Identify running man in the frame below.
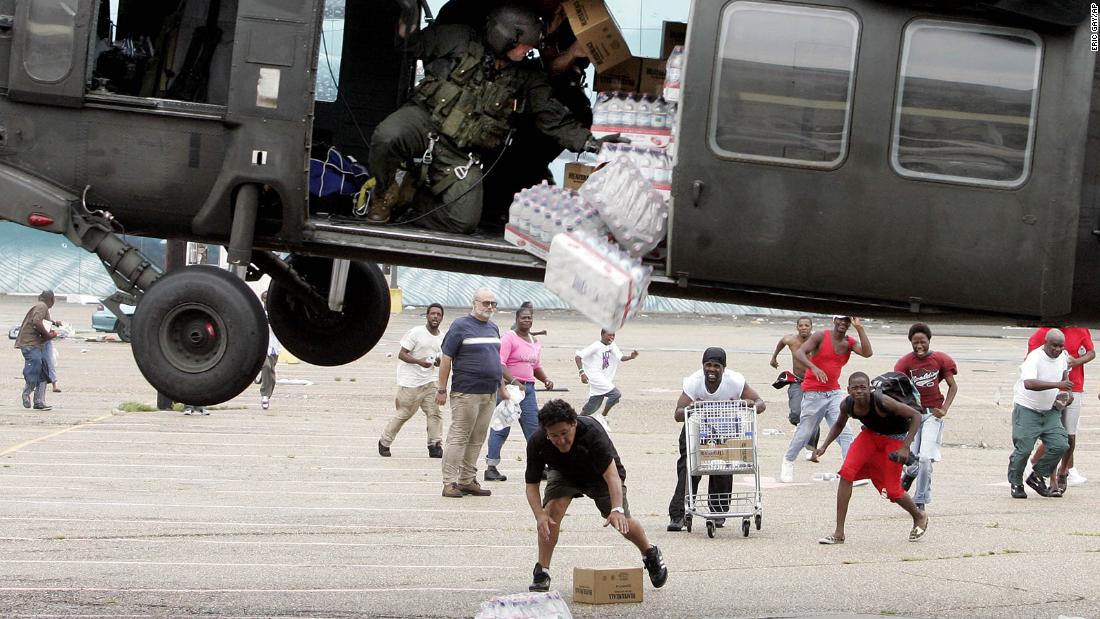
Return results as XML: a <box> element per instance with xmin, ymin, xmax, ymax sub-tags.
<box><xmin>1026</xmin><ymin>326</ymin><xmax>1093</xmax><ymax>492</ymax></box>
<box><xmin>770</xmin><ymin>316</ymin><xmax>819</xmax><ymax>458</ymax></box>
<box><xmin>816</xmin><ymin>372</ymin><xmax>928</xmax><ymax>544</ymax></box>
<box><xmin>781</xmin><ymin>316</ymin><xmax>873</xmax><ymax>482</ymax></box>
<box><xmin>894</xmin><ymin>323</ymin><xmax>958</xmax><ymax>510</ymax></box>
<box><xmin>575</xmin><ymin>330</ymin><xmax>639</xmax><ymax>418</ymax></box>
<box><xmin>525</xmin><ymin>399</ymin><xmax>667</xmax><ymax>592</ymax></box>
<box><xmin>1008</xmin><ymin>329</ymin><xmax>1071</xmax><ymax>499</ymax></box>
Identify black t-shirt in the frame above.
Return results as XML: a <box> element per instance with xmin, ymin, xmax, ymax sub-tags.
<box><xmin>525</xmin><ymin>416</ymin><xmax>626</xmax><ymax>485</ymax></box>
<box><xmin>840</xmin><ymin>394</ymin><xmax>910</xmax><ymax>436</ymax></box>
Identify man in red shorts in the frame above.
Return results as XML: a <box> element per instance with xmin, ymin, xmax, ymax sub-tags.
<box><xmin>814</xmin><ymin>372</ymin><xmax>928</xmax><ymax>544</ymax></box>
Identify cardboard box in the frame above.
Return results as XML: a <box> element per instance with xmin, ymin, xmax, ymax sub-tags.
<box><xmin>698</xmin><ymin>438</ymin><xmax>754</xmax><ymax>468</ymax></box>
<box><xmin>594</xmin><ymin>57</ymin><xmax>642</xmax><ymax>93</ymax></box>
<box><xmin>638</xmin><ymin>58</ymin><xmax>667</xmax><ymax>97</ymax></box>
<box><xmin>573</xmin><ymin>567</ymin><xmax>643</xmax><ymax>604</ymax></box>
<box><xmin>661</xmin><ymin>21</ymin><xmax>687</xmax><ymax>59</ymax></box>
<box><xmin>564</xmin><ymin>163</ymin><xmax>595</xmax><ymax>190</ymax></box>
<box><xmin>563</xmin><ymin>0</ymin><xmax>632</xmax><ymax>71</ymax></box>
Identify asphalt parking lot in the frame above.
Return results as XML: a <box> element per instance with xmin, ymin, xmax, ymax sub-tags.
<box><xmin>1</xmin><ymin>296</ymin><xmax>1097</xmax><ymax>618</ymax></box>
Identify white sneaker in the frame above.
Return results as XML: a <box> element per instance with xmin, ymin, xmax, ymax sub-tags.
<box><xmin>1067</xmin><ymin>468</ymin><xmax>1087</xmax><ymax>485</ymax></box>
<box><xmin>261</xmin><ymin>396</ymin><xmax>270</xmax><ymax>410</ymax></box>
<box><xmin>780</xmin><ymin>459</ymin><xmax>794</xmax><ymax>483</ymax></box>
<box><xmin>804</xmin><ymin>450</ymin><xmax>815</xmax><ymax>461</ymax></box>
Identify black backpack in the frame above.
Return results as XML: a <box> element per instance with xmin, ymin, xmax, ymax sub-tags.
<box><xmin>871</xmin><ymin>371</ymin><xmax>923</xmax><ymax>412</ymax></box>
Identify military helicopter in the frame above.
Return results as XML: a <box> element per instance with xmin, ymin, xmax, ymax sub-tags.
<box><xmin>0</xmin><ymin>0</ymin><xmax>1097</xmax><ymax>405</ymax></box>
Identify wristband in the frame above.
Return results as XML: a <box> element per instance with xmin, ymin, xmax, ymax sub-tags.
<box><xmin>437</xmin><ymin>388</ymin><xmax>446</xmax><ymax>394</ymax></box>
<box><xmin>578</xmin><ymin>369</ymin><xmax>585</xmax><ymax>374</ymax></box>
<box><xmin>609</xmin><ymin>506</ymin><xmax>625</xmax><ymax>515</ymax></box>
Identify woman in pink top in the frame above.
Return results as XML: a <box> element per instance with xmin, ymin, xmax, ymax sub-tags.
<box><xmin>485</xmin><ymin>305</ymin><xmax>554</xmax><ymax>482</ymax></box>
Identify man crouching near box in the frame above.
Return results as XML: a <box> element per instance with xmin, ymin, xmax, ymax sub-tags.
<box><xmin>525</xmin><ymin>399</ymin><xmax>668</xmax><ymax>592</ymax></box>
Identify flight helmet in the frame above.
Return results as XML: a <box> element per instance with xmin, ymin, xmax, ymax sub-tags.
<box><xmin>485</xmin><ymin>4</ymin><xmax>544</xmax><ymax>56</ymax></box>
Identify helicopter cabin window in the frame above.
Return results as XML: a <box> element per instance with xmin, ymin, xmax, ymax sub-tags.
<box><xmin>315</xmin><ymin>0</ymin><xmax>345</xmax><ymax>102</ymax></box>
<box><xmin>709</xmin><ymin>2</ymin><xmax>858</xmax><ymax>168</ymax></box>
<box><xmin>25</xmin><ymin>0</ymin><xmax>78</xmax><ymax>83</ymax></box>
<box><xmin>891</xmin><ymin>22</ymin><xmax>1041</xmax><ymax>188</ymax></box>
<box><xmin>89</xmin><ymin>0</ymin><xmax>237</xmax><ymax>105</ymax></box>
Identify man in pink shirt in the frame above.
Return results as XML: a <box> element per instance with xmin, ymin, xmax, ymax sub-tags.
<box><xmin>485</xmin><ymin>305</ymin><xmax>554</xmax><ymax>482</ymax></box>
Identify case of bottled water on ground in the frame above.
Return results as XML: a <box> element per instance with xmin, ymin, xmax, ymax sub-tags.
<box><xmin>474</xmin><ymin>590</ymin><xmax>573</xmax><ymax>619</ymax></box>
<box><xmin>544</xmin><ymin>231</ymin><xmax>652</xmax><ymax>332</ymax></box>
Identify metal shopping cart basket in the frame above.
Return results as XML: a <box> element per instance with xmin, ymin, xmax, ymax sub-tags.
<box><xmin>683</xmin><ymin>400</ymin><xmax>762</xmax><ymax>538</ymax></box>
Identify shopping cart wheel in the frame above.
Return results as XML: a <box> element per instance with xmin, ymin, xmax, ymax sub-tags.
<box><xmin>685</xmin><ymin>515</ymin><xmax>692</xmax><ymax>533</ymax></box>
<box><xmin>755</xmin><ymin>514</ymin><xmax>762</xmax><ymax>530</ymax></box>
<box><xmin>706</xmin><ymin>520</ymin><xmax>716</xmax><ymax>538</ymax></box>
<box><xmin>742</xmin><ymin>519</ymin><xmax>751</xmax><ymax>537</ymax></box>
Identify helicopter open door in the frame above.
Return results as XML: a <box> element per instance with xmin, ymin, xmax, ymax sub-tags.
<box><xmin>6</xmin><ymin>0</ymin><xmax>94</xmax><ymax>107</ymax></box>
<box><xmin>670</xmin><ymin>1</ymin><xmax>1095</xmax><ymax>319</ymax></box>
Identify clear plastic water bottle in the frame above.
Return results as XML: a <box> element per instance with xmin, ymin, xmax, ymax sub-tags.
<box><xmin>593</xmin><ymin>92</ymin><xmax>610</xmax><ymax>126</ymax></box>
<box><xmin>620</xmin><ymin>95</ymin><xmax>636</xmax><ymax>129</ymax></box>
<box><xmin>652</xmin><ymin>98</ymin><xmax>668</xmax><ymax>129</ymax></box>
<box><xmin>636</xmin><ymin>95</ymin><xmax>652</xmax><ymax>129</ymax></box>
<box><xmin>607</xmin><ymin>92</ymin><xmax>624</xmax><ymax>127</ymax></box>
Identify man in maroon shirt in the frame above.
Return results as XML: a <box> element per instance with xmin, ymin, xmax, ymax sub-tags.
<box><xmin>894</xmin><ymin>323</ymin><xmax>958</xmax><ymax>511</ymax></box>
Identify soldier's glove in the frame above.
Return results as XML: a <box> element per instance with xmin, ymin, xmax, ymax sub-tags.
<box><xmin>584</xmin><ymin>133</ymin><xmax>632</xmax><ymax>153</ymax></box>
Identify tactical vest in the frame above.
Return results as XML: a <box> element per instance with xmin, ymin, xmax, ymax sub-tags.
<box><xmin>413</xmin><ymin>41</ymin><xmax>524</xmax><ymax>152</ymax></box>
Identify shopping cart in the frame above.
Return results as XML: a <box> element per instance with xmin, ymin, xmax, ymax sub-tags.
<box><xmin>683</xmin><ymin>400</ymin><xmax>762</xmax><ymax>538</ymax></box>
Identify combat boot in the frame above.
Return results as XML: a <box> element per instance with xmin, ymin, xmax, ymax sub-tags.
<box><xmin>361</xmin><ymin>181</ymin><xmax>401</xmax><ymax>224</ymax></box>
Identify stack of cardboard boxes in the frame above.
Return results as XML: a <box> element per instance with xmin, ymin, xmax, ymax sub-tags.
<box><xmin>561</xmin><ymin>1</ymin><xmax>686</xmax><ymax>200</ymax></box>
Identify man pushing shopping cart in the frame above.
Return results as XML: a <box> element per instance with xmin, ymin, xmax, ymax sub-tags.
<box><xmin>667</xmin><ymin>347</ymin><xmax>766</xmax><ymax>537</ymax></box>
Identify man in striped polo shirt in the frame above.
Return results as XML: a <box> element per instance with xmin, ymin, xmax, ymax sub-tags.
<box><xmin>437</xmin><ymin>287</ymin><xmax>510</xmax><ymax>498</ymax></box>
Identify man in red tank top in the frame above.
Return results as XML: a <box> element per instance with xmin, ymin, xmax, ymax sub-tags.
<box><xmin>780</xmin><ymin>316</ymin><xmax>873</xmax><ymax>483</ymax></box>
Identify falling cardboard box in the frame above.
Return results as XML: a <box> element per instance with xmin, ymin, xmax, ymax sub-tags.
<box><xmin>573</xmin><ymin>567</ymin><xmax>643</xmax><ymax>604</ymax></box>
<box><xmin>564</xmin><ymin>163</ymin><xmax>595</xmax><ymax>190</ymax></box>
<box><xmin>562</xmin><ymin>0</ymin><xmax>632</xmax><ymax>71</ymax></box>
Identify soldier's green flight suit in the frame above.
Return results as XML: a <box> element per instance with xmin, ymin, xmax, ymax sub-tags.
<box><xmin>368</xmin><ymin>24</ymin><xmax>591</xmax><ymax>234</ymax></box>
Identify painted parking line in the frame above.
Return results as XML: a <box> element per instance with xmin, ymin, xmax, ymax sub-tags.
<box><xmin>0</xmin><ymin>414</ymin><xmax>114</xmax><ymax>456</ymax></box>
<box><xmin>2</xmin><ymin>462</ymin><xmax>456</xmax><ymax>472</ymax></box>
<box><xmin>0</xmin><ymin>559</ymin><xmax>522</xmax><ymax>569</ymax></box>
<box><xmin>16</xmin><ymin>450</ymin><xmax>527</xmax><ymax>461</ymax></box>
<box><xmin>0</xmin><ymin>499</ymin><xmax>515</xmax><ymax>514</ymax></box>
<box><xmin>0</xmin><ymin>486</ymin><xmax>522</xmax><ymax>498</ymax></box>
<box><xmin>0</xmin><ymin>586</ymin><xmax>499</xmax><ymax>594</ymax></box>
<box><xmin>0</xmin><ymin>537</ymin><xmax>609</xmax><ymax>550</ymax></box>
<box><xmin>0</xmin><ymin>516</ymin><xmax>500</xmax><ymax>532</ymax></box>
<box><xmin>0</xmin><ymin>474</ymin><xmax>470</xmax><ymax>485</ymax></box>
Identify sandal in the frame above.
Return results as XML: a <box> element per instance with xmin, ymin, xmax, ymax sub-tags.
<box><xmin>818</xmin><ymin>534</ymin><xmax>845</xmax><ymax>545</ymax></box>
<box><xmin>1050</xmin><ymin>484</ymin><xmax>1064</xmax><ymax>498</ymax></box>
<box><xmin>908</xmin><ymin>518</ymin><xmax>929</xmax><ymax>542</ymax></box>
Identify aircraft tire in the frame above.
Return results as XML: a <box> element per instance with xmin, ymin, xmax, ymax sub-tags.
<box><xmin>266</xmin><ymin>256</ymin><xmax>390</xmax><ymax>366</ymax></box>
<box><xmin>131</xmin><ymin>266</ymin><xmax>268</xmax><ymax>406</ymax></box>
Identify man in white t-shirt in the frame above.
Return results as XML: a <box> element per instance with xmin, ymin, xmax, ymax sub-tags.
<box><xmin>1008</xmin><ymin>329</ymin><xmax>1072</xmax><ymax>499</ymax></box>
<box><xmin>667</xmin><ymin>347</ymin><xmax>765</xmax><ymax>531</ymax></box>
<box><xmin>379</xmin><ymin>304</ymin><xmax>446</xmax><ymax>458</ymax></box>
<box><xmin>575</xmin><ymin>330</ymin><xmax>639</xmax><ymax>417</ymax></box>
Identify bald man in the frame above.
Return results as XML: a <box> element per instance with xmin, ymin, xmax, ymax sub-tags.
<box><xmin>437</xmin><ymin>287</ymin><xmax>509</xmax><ymax>498</ymax></box>
<box><xmin>1008</xmin><ymin>329</ymin><xmax>1072</xmax><ymax>499</ymax></box>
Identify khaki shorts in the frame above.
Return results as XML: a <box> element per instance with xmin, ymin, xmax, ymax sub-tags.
<box><xmin>542</xmin><ymin>469</ymin><xmax>630</xmax><ymax>519</ymax></box>
<box><xmin>1063</xmin><ymin>395</ymin><xmax>1082</xmax><ymax>434</ymax></box>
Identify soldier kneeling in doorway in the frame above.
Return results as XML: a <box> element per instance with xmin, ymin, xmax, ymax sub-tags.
<box><xmin>362</xmin><ymin>3</ymin><xmax>620</xmax><ymax>234</ymax></box>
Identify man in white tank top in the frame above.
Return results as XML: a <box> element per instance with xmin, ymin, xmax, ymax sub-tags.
<box><xmin>667</xmin><ymin>347</ymin><xmax>766</xmax><ymax>531</ymax></box>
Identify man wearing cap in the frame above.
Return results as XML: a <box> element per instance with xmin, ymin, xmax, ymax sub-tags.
<box><xmin>770</xmin><ymin>316</ymin><xmax>821</xmax><ymax>458</ymax></box>
<box><xmin>780</xmin><ymin>316</ymin><xmax>873</xmax><ymax>483</ymax></box>
<box><xmin>667</xmin><ymin>347</ymin><xmax>765</xmax><ymax>531</ymax></box>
